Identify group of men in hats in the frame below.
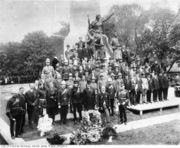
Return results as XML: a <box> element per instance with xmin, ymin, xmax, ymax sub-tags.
<box><xmin>6</xmin><ymin>34</ymin><xmax>170</xmax><ymax>138</ymax></box>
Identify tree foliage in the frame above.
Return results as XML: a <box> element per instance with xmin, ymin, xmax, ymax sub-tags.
<box><xmin>104</xmin><ymin>4</ymin><xmax>143</xmax><ymax>47</ymax></box>
<box><xmin>104</xmin><ymin>4</ymin><xmax>180</xmax><ymax>71</ymax></box>
<box><xmin>0</xmin><ymin>22</ymin><xmax>69</xmax><ymax>77</ymax></box>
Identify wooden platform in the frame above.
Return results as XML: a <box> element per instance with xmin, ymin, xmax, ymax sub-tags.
<box><xmin>127</xmin><ymin>99</ymin><xmax>180</xmax><ymax>117</ymax></box>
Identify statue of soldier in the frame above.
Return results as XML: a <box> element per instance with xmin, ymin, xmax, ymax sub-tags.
<box><xmin>88</xmin><ymin>13</ymin><xmax>114</xmax><ymax>60</ymax></box>
<box><xmin>90</xmin><ymin>13</ymin><xmax>114</xmax><ymax>34</ymax></box>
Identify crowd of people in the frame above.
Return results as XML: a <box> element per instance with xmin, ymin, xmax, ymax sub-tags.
<box><xmin>0</xmin><ymin>75</ymin><xmax>36</xmax><ymax>85</ymax></box>
<box><xmin>6</xmin><ymin>47</ymin><xmax>170</xmax><ymax>138</ymax></box>
<box><xmin>5</xmin><ymin>14</ymin><xmax>171</xmax><ymax>139</ymax></box>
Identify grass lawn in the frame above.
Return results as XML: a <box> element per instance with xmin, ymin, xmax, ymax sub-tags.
<box><xmin>22</xmin><ymin>118</ymin><xmax>180</xmax><ymax>144</ymax></box>
<box><xmin>98</xmin><ymin>119</ymin><xmax>180</xmax><ymax>145</ymax></box>
<box><xmin>1</xmin><ymin>84</ymin><xmax>180</xmax><ymax>144</ymax></box>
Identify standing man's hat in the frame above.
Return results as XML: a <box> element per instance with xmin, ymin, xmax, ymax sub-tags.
<box><xmin>64</xmin><ymin>62</ymin><xmax>68</xmax><ymax>66</ymax></box>
<box><xmin>61</xmin><ymin>81</ymin><xmax>66</xmax><ymax>85</ymax></box>
<box><xmin>118</xmin><ymin>72</ymin><xmax>122</xmax><ymax>76</ymax></box>
<box><xmin>92</xmin><ymin>76</ymin><xmax>96</xmax><ymax>80</ymax></box>
<box><xmin>111</xmin><ymin>73</ymin><xmax>115</xmax><ymax>77</ymax></box>
<box><xmin>100</xmin><ymin>73</ymin><xmax>104</xmax><ymax>77</ymax></box>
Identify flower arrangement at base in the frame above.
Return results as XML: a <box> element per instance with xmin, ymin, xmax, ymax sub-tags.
<box><xmin>46</xmin><ymin>132</ymin><xmax>66</xmax><ymax>145</ymax></box>
<box><xmin>101</xmin><ymin>126</ymin><xmax>117</xmax><ymax>139</ymax></box>
<box><xmin>70</xmin><ymin>110</ymin><xmax>102</xmax><ymax>145</ymax></box>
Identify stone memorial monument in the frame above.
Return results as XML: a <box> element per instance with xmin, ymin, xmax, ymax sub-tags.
<box><xmin>64</xmin><ymin>0</ymin><xmax>100</xmax><ymax>60</ymax></box>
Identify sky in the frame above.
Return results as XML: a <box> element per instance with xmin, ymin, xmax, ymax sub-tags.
<box><xmin>0</xmin><ymin>0</ymin><xmax>180</xmax><ymax>43</ymax></box>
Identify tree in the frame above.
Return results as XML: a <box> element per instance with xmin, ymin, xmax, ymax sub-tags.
<box><xmin>0</xmin><ymin>21</ymin><xmax>69</xmax><ymax>79</ymax></box>
<box><xmin>21</xmin><ymin>31</ymin><xmax>56</xmax><ymax>77</ymax></box>
<box><xmin>104</xmin><ymin>4</ymin><xmax>143</xmax><ymax>48</ymax></box>
<box><xmin>104</xmin><ymin>4</ymin><xmax>179</xmax><ymax>71</ymax></box>
<box><xmin>134</xmin><ymin>8</ymin><xmax>177</xmax><ymax>70</ymax></box>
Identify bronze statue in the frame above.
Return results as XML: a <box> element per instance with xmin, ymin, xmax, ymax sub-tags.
<box><xmin>89</xmin><ymin>13</ymin><xmax>114</xmax><ymax>33</ymax></box>
<box><xmin>87</xmin><ymin>13</ymin><xmax>114</xmax><ymax>60</ymax></box>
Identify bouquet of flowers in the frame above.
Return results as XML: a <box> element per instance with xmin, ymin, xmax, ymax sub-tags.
<box><xmin>70</xmin><ymin>110</ymin><xmax>102</xmax><ymax>145</ymax></box>
<box><xmin>37</xmin><ymin>113</ymin><xmax>53</xmax><ymax>137</ymax></box>
<box><xmin>47</xmin><ymin>133</ymin><xmax>66</xmax><ymax>145</ymax></box>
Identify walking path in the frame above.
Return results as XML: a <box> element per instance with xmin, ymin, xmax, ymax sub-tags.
<box><xmin>113</xmin><ymin>112</ymin><xmax>180</xmax><ymax>133</ymax></box>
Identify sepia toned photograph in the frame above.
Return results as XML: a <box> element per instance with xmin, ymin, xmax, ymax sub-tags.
<box><xmin>0</xmin><ymin>0</ymin><xmax>180</xmax><ymax>146</ymax></box>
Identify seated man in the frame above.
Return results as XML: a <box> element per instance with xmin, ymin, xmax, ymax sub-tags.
<box><xmin>41</xmin><ymin>58</ymin><xmax>55</xmax><ymax>82</ymax></box>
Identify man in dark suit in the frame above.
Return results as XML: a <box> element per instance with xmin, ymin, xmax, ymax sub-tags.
<box><xmin>14</xmin><ymin>87</ymin><xmax>26</xmax><ymax>133</ymax></box>
<box><xmin>152</xmin><ymin>73</ymin><xmax>160</xmax><ymax>102</ymax></box>
<box><xmin>162</xmin><ymin>73</ymin><xmax>169</xmax><ymax>101</ymax></box>
<box><xmin>106</xmin><ymin>79</ymin><xmax>116</xmax><ymax>116</ymax></box>
<box><xmin>77</xmin><ymin>37</ymin><xmax>85</xmax><ymax>49</ymax></box>
<box><xmin>83</xmin><ymin>83</ymin><xmax>96</xmax><ymax>110</ymax></box>
<box><xmin>117</xmin><ymin>83</ymin><xmax>129</xmax><ymax>125</ymax></box>
<box><xmin>46</xmin><ymin>81</ymin><xmax>58</xmax><ymax>122</ymax></box>
<box><xmin>158</xmin><ymin>73</ymin><xmax>164</xmax><ymax>101</ymax></box>
<box><xmin>6</xmin><ymin>87</ymin><xmax>26</xmax><ymax>138</ymax></box>
<box><xmin>58</xmin><ymin>81</ymin><xmax>70</xmax><ymax>124</ymax></box>
<box><xmin>70</xmin><ymin>81</ymin><xmax>82</xmax><ymax>124</ymax></box>
<box><xmin>25</xmin><ymin>83</ymin><xmax>39</xmax><ymax>128</ymax></box>
<box><xmin>97</xmin><ymin>86</ymin><xmax>110</xmax><ymax>126</ymax></box>
<box><xmin>147</xmin><ymin>74</ymin><xmax>153</xmax><ymax>103</ymax></box>
<box><xmin>52</xmin><ymin>57</ymin><xmax>59</xmax><ymax>70</ymax></box>
<box><xmin>62</xmin><ymin>62</ymin><xmax>70</xmax><ymax>81</ymax></box>
<box><xmin>77</xmin><ymin>46</ymin><xmax>84</xmax><ymax>62</ymax></box>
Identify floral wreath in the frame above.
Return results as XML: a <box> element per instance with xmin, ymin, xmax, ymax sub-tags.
<box><xmin>81</xmin><ymin>110</ymin><xmax>102</xmax><ymax>126</ymax></box>
<box><xmin>70</xmin><ymin>110</ymin><xmax>102</xmax><ymax>144</ymax></box>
